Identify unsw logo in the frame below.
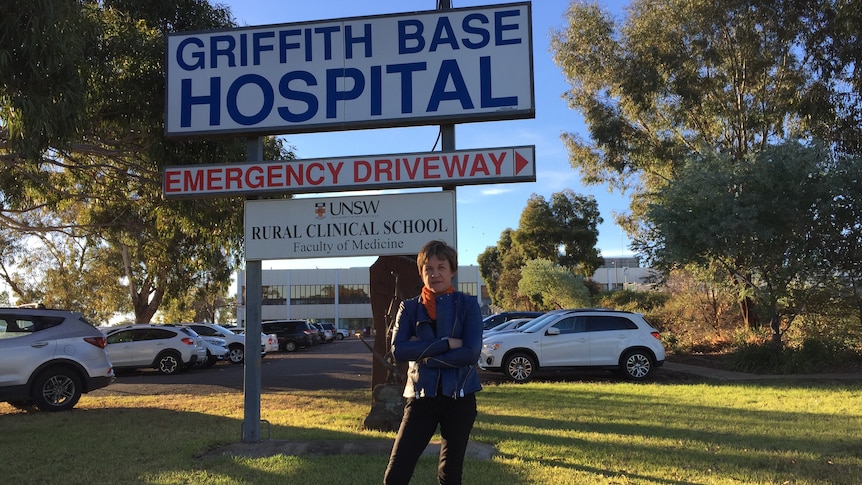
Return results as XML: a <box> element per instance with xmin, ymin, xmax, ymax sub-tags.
<box><xmin>314</xmin><ymin>203</ymin><xmax>326</xmax><ymax>219</ymax></box>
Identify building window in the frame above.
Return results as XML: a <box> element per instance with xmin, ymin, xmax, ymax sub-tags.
<box><xmin>339</xmin><ymin>284</ymin><xmax>371</xmax><ymax>304</ymax></box>
<box><xmin>291</xmin><ymin>284</ymin><xmax>336</xmax><ymax>305</ymax></box>
<box><xmin>458</xmin><ymin>282</ymin><xmax>478</xmax><ymax>297</ymax></box>
<box><xmin>262</xmin><ymin>285</ymin><xmax>287</xmax><ymax>305</ymax></box>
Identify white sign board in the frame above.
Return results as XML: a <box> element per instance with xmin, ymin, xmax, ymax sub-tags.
<box><xmin>165</xmin><ymin>3</ymin><xmax>533</xmax><ymax>137</ymax></box>
<box><xmin>164</xmin><ymin>145</ymin><xmax>534</xmax><ymax>198</ymax></box>
<box><xmin>244</xmin><ymin>191</ymin><xmax>456</xmax><ymax>260</ymax></box>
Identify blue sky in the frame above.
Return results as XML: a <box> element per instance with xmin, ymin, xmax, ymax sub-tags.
<box><xmin>222</xmin><ymin>0</ymin><xmax>632</xmax><ymax>270</ymax></box>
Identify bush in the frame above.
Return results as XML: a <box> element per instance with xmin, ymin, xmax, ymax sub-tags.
<box><xmin>725</xmin><ymin>337</ymin><xmax>862</xmax><ymax>374</ymax></box>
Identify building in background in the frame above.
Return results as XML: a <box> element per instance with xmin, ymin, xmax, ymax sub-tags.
<box><xmin>236</xmin><ymin>266</ymin><xmax>488</xmax><ymax>334</ymax></box>
<box><xmin>235</xmin><ymin>257</ymin><xmax>657</xmax><ymax>332</ymax></box>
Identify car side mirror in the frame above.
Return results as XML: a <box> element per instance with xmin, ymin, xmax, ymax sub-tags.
<box><xmin>546</xmin><ymin>327</ymin><xmax>560</xmax><ymax>336</ymax></box>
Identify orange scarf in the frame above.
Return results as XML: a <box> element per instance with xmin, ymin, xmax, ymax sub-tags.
<box><xmin>421</xmin><ymin>286</ymin><xmax>454</xmax><ymax>320</ymax></box>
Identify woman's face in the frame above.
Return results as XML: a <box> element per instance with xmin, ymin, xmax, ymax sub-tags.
<box><xmin>421</xmin><ymin>254</ymin><xmax>455</xmax><ymax>294</ymax></box>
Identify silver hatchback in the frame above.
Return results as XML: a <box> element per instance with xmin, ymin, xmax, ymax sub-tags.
<box><xmin>0</xmin><ymin>307</ymin><xmax>115</xmax><ymax>411</ymax></box>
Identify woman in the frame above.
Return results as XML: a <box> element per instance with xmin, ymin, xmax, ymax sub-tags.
<box><xmin>384</xmin><ymin>240</ymin><xmax>483</xmax><ymax>485</ymax></box>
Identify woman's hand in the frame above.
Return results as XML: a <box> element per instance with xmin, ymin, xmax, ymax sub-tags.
<box><xmin>447</xmin><ymin>337</ymin><xmax>463</xmax><ymax>349</ymax></box>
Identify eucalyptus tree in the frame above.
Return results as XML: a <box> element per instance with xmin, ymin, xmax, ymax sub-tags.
<box><xmin>1</xmin><ymin>0</ymin><xmax>293</xmax><ymax>322</ymax></box>
<box><xmin>550</xmin><ymin>0</ymin><xmax>859</xmax><ymax>329</ymax></box>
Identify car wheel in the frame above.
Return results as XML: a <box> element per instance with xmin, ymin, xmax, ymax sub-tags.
<box><xmin>336</xmin><ymin>333</ymin><xmax>344</xmax><ymax>340</ymax></box>
<box><xmin>31</xmin><ymin>368</ymin><xmax>82</xmax><ymax>412</ymax></box>
<box><xmin>622</xmin><ymin>349</ymin><xmax>654</xmax><ymax>380</ymax></box>
<box><xmin>284</xmin><ymin>340</ymin><xmax>298</xmax><ymax>352</ymax></box>
<box><xmin>156</xmin><ymin>351</ymin><xmax>182</xmax><ymax>375</ymax></box>
<box><xmin>228</xmin><ymin>344</ymin><xmax>245</xmax><ymax>364</ymax></box>
<box><xmin>504</xmin><ymin>352</ymin><xmax>536</xmax><ymax>383</ymax></box>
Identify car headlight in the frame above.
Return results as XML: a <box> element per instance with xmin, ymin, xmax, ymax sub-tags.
<box><xmin>483</xmin><ymin>342</ymin><xmax>501</xmax><ymax>352</ymax></box>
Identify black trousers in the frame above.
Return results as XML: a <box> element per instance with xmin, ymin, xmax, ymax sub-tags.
<box><xmin>384</xmin><ymin>393</ymin><xmax>478</xmax><ymax>485</ymax></box>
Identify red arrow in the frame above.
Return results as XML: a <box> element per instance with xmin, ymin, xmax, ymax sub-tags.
<box><xmin>515</xmin><ymin>151</ymin><xmax>530</xmax><ymax>175</ymax></box>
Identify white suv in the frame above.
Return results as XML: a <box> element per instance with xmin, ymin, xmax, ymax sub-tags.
<box><xmin>182</xmin><ymin>322</ymin><xmax>263</xmax><ymax>364</ymax></box>
<box><xmin>0</xmin><ymin>307</ymin><xmax>115</xmax><ymax>411</ymax></box>
<box><xmin>104</xmin><ymin>324</ymin><xmax>206</xmax><ymax>375</ymax></box>
<box><xmin>480</xmin><ymin>309</ymin><xmax>666</xmax><ymax>382</ymax></box>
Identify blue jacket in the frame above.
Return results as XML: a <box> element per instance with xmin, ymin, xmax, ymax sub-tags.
<box><xmin>390</xmin><ymin>291</ymin><xmax>483</xmax><ymax>399</ymax></box>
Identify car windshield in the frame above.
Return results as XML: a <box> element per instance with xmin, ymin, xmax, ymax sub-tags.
<box><xmin>518</xmin><ymin>312</ymin><xmax>558</xmax><ymax>333</ymax></box>
<box><xmin>487</xmin><ymin>321</ymin><xmax>511</xmax><ymax>332</ymax></box>
<box><xmin>209</xmin><ymin>323</ymin><xmax>234</xmax><ymax>335</ymax></box>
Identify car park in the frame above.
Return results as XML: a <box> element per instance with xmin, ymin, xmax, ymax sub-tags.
<box><xmin>261</xmin><ymin>320</ymin><xmax>317</xmax><ymax>352</ymax></box>
<box><xmin>483</xmin><ymin>317</ymin><xmax>534</xmax><ymax>336</ymax></box>
<box><xmin>481</xmin><ymin>311</ymin><xmax>544</xmax><ymax>331</ymax></box>
<box><xmin>104</xmin><ymin>324</ymin><xmax>206</xmax><ymax>375</ymax></box>
<box><xmin>480</xmin><ymin>309</ymin><xmax>666</xmax><ymax>382</ymax></box>
<box><xmin>0</xmin><ymin>307</ymin><xmax>115</xmax><ymax>412</ymax></box>
<box><xmin>182</xmin><ymin>322</ymin><xmax>263</xmax><ymax>364</ymax></box>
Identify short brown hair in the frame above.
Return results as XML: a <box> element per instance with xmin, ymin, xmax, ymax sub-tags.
<box><xmin>416</xmin><ymin>240</ymin><xmax>458</xmax><ymax>273</ymax></box>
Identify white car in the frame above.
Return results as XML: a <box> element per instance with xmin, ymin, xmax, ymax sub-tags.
<box><xmin>183</xmin><ymin>322</ymin><xmax>264</xmax><ymax>364</ymax></box>
<box><xmin>192</xmin><ymin>336</ymin><xmax>229</xmax><ymax>368</ymax></box>
<box><xmin>480</xmin><ymin>309</ymin><xmax>666</xmax><ymax>382</ymax></box>
<box><xmin>104</xmin><ymin>324</ymin><xmax>207</xmax><ymax>375</ymax></box>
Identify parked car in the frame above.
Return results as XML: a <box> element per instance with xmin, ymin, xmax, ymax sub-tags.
<box><xmin>317</xmin><ymin>322</ymin><xmax>342</xmax><ymax>340</ymax></box>
<box><xmin>192</xmin><ymin>335</ymin><xmax>229</xmax><ymax>368</ymax></box>
<box><xmin>336</xmin><ymin>328</ymin><xmax>351</xmax><ymax>339</ymax></box>
<box><xmin>311</xmin><ymin>323</ymin><xmax>334</xmax><ymax>343</ymax></box>
<box><xmin>0</xmin><ymin>307</ymin><xmax>115</xmax><ymax>412</ymax></box>
<box><xmin>481</xmin><ymin>311</ymin><xmax>544</xmax><ymax>331</ymax></box>
<box><xmin>479</xmin><ymin>309</ymin><xmax>666</xmax><ymax>382</ymax></box>
<box><xmin>182</xmin><ymin>322</ymin><xmax>263</xmax><ymax>364</ymax></box>
<box><xmin>261</xmin><ymin>320</ymin><xmax>317</xmax><ymax>352</ymax></box>
<box><xmin>263</xmin><ymin>332</ymin><xmax>279</xmax><ymax>353</ymax></box>
<box><xmin>104</xmin><ymin>324</ymin><xmax>207</xmax><ymax>375</ymax></box>
<box><xmin>483</xmin><ymin>317</ymin><xmax>534</xmax><ymax>336</ymax></box>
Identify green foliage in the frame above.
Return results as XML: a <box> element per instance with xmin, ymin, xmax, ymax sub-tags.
<box><xmin>517</xmin><ymin>259</ymin><xmax>591</xmax><ymax>310</ymax></box>
<box><xmin>725</xmin><ymin>338</ymin><xmax>862</xmax><ymax>374</ymax></box>
<box><xmin>478</xmin><ymin>190</ymin><xmax>603</xmax><ymax>311</ymax></box>
<box><xmin>551</xmin><ymin>0</ymin><xmax>862</xmax><ymax>338</ymax></box>
<box><xmin>0</xmin><ymin>1</ymin><xmax>295</xmax><ymax>323</ymax></box>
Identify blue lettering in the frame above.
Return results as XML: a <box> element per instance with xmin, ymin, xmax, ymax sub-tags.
<box><xmin>480</xmin><ymin>56</ymin><xmax>517</xmax><ymax>108</ymax></box>
<box><xmin>387</xmin><ymin>62</ymin><xmax>427</xmax><ymax>114</ymax></box>
<box><xmin>427</xmin><ymin>59</ymin><xmax>473</xmax><ymax>112</ymax></box>
<box><xmin>370</xmin><ymin>66</ymin><xmax>382</xmax><ymax>116</ymax></box>
<box><xmin>253</xmin><ymin>31</ymin><xmax>275</xmax><ymax>65</ymax></box>
<box><xmin>181</xmin><ymin>77</ymin><xmax>220</xmax><ymax>127</ymax></box>
<box><xmin>430</xmin><ymin>17</ymin><xmax>458</xmax><ymax>52</ymax></box>
<box><xmin>315</xmin><ymin>25</ymin><xmax>340</xmax><ymax>60</ymax></box>
<box><xmin>210</xmin><ymin>35</ymin><xmax>236</xmax><ymax>68</ymax></box>
<box><xmin>398</xmin><ymin>20</ymin><xmax>424</xmax><ymax>54</ymax></box>
<box><xmin>278</xmin><ymin>29</ymin><xmax>301</xmax><ymax>63</ymax></box>
<box><xmin>326</xmin><ymin>68</ymin><xmax>364</xmax><ymax>118</ymax></box>
<box><xmin>176</xmin><ymin>37</ymin><xmax>205</xmax><ymax>70</ymax></box>
<box><xmin>495</xmin><ymin>10</ymin><xmax>522</xmax><ymax>46</ymax></box>
<box><xmin>278</xmin><ymin>71</ymin><xmax>318</xmax><ymax>122</ymax></box>
<box><xmin>227</xmin><ymin>74</ymin><xmax>273</xmax><ymax>125</ymax></box>
<box><xmin>345</xmin><ymin>23</ymin><xmax>372</xmax><ymax>59</ymax></box>
<box><xmin>462</xmin><ymin>14</ymin><xmax>490</xmax><ymax>49</ymax></box>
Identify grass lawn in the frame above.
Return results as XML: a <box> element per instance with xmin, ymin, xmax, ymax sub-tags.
<box><xmin>1</xmin><ymin>378</ymin><xmax>860</xmax><ymax>484</ymax></box>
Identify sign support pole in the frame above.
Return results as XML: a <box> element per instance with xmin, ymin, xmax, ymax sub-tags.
<box><xmin>242</xmin><ymin>137</ymin><xmax>264</xmax><ymax>443</ymax></box>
